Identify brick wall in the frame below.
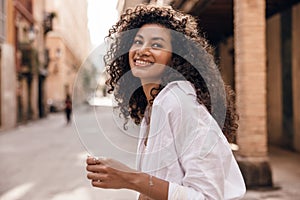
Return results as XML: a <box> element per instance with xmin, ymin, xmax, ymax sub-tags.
<box><xmin>234</xmin><ymin>0</ymin><xmax>267</xmax><ymax>157</ymax></box>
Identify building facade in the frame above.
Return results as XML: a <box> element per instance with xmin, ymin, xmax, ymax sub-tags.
<box><xmin>216</xmin><ymin>1</ymin><xmax>300</xmax><ymax>153</ymax></box>
<box><xmin>0</xmin><ymin>0</ymin><xmax>50</xmax><ymax>130</ymax></box>
<box><xmin>45</xmin><ymin>0</ymin><xmax>91</xmax><ymax>111</ymax></box>
<box><xmin>0</xmin><ymin>0</ymin><xmax>91</xmax><ymax>129</ymax></box>
<box><xmin>1</xmin><ymin>0</ymin><xmax>17</xmax><ymax>129</ymax></box>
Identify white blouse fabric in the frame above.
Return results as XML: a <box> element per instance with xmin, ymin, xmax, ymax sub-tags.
<box><xmin>136</xmin><ymin>81</ymin><xmax>246</xmax><ymax>200</ymax></box>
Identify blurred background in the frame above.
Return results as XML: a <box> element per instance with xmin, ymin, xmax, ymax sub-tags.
<box><xmin>0</xmin><ymin>0</ymin><xmax>300</xmax><ymax>199</ymax></box>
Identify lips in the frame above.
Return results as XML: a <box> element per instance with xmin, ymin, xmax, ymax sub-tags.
<box><xmin>134</xmin><ymin>59</ymin><xmax>154</xmax><ymax>67</ymax></box>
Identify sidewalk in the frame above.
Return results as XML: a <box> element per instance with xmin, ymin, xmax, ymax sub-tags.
<box><xmin>243</xmin><ymin>146</ymin><xmax>300</xmax><ymax>199</ymax></box>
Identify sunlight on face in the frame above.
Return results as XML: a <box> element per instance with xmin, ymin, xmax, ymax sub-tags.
<box><xmin>129</xmin><ymin>24</ymin><xmax>172</xmax><ymax>84</ymax></box>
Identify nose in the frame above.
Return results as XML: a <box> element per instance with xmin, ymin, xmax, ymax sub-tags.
<box><xmin>136</xmin><ymin>44</ymin><xmax>150</xmax><ymax>56</ymax></box>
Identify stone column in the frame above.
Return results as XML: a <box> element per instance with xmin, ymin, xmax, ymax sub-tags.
<box><xmin>234</xmin><ymin>0</ymin><xmax>273</xmax><ymax>187</ymax></box>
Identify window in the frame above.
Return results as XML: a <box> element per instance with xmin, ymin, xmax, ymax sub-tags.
<box><xmin>0</xmin><ymin>0</ymin><xmax>6</xmax><ymax>43</ymax></box>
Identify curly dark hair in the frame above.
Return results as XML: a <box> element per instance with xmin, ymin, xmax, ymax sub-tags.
<box><xmin>104</xmin><ymin>4</ymin><xmax>238</xmax><ymax>143</ymax></box>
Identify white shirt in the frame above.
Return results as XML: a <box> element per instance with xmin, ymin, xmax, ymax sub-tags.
<box><xmin>136</xmin><ymin>81</ymin><xmax>246</xmax><ymax>200</ymax></box>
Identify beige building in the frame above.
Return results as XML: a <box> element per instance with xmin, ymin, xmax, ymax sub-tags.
<box><xmin>45</xmin><ymin>0</ymin><xmax>91</xmax><ymax>111</ymax></box>
<box><xmin>0</xmin><ymin>0</ymin><xmax>91</xmax><ymax>128</ymax></box>
<box><xmin>1</xmin><ymin>0</ymin><xmax>16</xmax><ymax>129</ymax></box>
<box><xmin>118</xmin><ymin>0</ymin><xmax>300</xmax><ymax>188</ymax></box>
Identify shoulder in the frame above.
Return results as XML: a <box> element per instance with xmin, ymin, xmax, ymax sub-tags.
<box><xmin>152</xmin><ymin>80</ymin><xmax>212</xmax><ymax>125</ymax></box>
<box><xmin>154</xmin><ymin>81</ymin><xmax>197</xmax><ymax>108</ymax></box>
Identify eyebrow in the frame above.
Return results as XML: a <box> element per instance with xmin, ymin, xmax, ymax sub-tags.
<box><xmin>152</xmin><ymin>37</ymin><xmax>166</xmax><ymax>42</ymax></box>
<box><xmin>135</xmin><ymin>34</ymin><xmax>167</xmax><ymax>42</ymax></box>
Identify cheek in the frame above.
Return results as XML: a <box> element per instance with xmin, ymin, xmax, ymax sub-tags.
<box><xmin>128</xmin><ymin>49</ymin><xmax>134</xmax><ymax>59</ymax></box>
<box><xmin>128</xmin><ymin>51</ymin><xmax>135</xmax><ymax>67</ymax></box>
<box><xmin>159</xmin><ymin>52</ymin><xmax>172</xmax><ymax>65</ymax></box>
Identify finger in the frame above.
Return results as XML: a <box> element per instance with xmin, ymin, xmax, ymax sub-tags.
<box><xmin>86</xmin><ymin>164</ymin><xmax>108</xmax><ymax>173</ymax></box>
<box><xmin>86</xmin><ymin>156</ymin><xmax>102</xmax><ymax>165</ymax></box>
<box><xmin>91</xmin><ymin>180</ymin><xmax>108</xmax><ymax>188</ymax></box>
<box><xmin>87</xmin><ymin>172</ymin><xmax>107</xmax><ymax>181</ymax></box>
<box><xmin>86</xmin><ymin>173</ymin><xmax>101</xmax><ymax>180</ymax></box>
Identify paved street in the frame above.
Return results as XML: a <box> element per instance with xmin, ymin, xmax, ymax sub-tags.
<box><xmin>0</xmin><ymin>106</ymin><xmax>300</xmax><ymax>200</ymax></box>
<box><xmin>0</xmin><ymin>106</ymin><xmax>138</xmax><ymax>200</ymax></box>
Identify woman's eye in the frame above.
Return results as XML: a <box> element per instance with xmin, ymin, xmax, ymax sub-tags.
<box><xmin>133</xmin><ymin>39</ymin><xmax>142</xmax><ymax>45</ymax></box>
<box><xmin>152</xmin><ymin>43</ymin><xmax>163</xmax><ymax>49</ymax></box>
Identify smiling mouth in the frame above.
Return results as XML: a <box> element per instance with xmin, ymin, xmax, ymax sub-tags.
<box><xmin>134</xmin><ymin>59</ymin><xmax>154</xmax><ymax>67</ymax></box>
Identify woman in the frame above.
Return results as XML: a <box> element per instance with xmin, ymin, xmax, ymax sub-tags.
<box><xmin>86</xmin><ymin>4</ymin><xmax>246</xmax><ymax>200</ymax></box>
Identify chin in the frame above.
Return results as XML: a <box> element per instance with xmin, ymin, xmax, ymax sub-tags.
<box><xmin>131</xmin><ymin>72</ymin><xmax>145</xmax><ymax>79</ymax></box>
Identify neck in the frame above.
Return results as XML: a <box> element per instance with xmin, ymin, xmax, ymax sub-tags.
<box><xmin>142</xmin><ymin>82</ymin><xmax>160</xmax><ymax>104</ymax></box>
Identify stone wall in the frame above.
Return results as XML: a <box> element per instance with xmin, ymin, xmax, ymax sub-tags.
<box><xmin>0</xmin><ymin>43</ymin><xmax>17</xmax><ymax>130</ymax></box>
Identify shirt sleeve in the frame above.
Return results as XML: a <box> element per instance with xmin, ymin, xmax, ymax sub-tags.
<box><xmin>169</xmin><ymin>182</ymin><xmax>205</xmax><ymax>199</ymax></box>
<box><xmin>168</xmin><ymin>133</ymin><xmax>246</xmax><ymax>200</ymax></box>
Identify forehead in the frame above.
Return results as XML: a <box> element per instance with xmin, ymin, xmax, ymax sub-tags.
<box><xmin>135</xmin><ymin>24</ymin><xmax>171</xmax><ymax>39</ymax></box>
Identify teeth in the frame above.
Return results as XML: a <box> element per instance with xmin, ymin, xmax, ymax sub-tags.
<box><xmin>135</xmin><ymin>59</ymin><xmax>152</xmax><ymax>66</ymax></box>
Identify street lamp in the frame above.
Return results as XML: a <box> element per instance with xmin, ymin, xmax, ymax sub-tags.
<box><xmin>28</xmin><ymin>24</ymin><xmax>36</xmax><ymax>43</ymax></box>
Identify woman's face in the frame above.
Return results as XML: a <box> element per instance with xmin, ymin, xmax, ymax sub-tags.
<box><xmin>129</xmin><ymin>24</ymin><xmax>172</xmax><ymax>84</ymax></box>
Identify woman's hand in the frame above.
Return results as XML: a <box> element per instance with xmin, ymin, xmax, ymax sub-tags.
<box><xmin>86</xmin><ymin>156</ymin><xmax>138</xmax><ymax>189</ymax></box>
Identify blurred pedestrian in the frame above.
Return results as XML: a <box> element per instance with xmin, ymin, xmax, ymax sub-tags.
<box><xmin>65</xmin><ymin>94</ymin><xmax>72</xmax><ymax>124</ymax></box>
<box><xmin>86</xmin><ymin>4</ymin><xmax>245</xmax><ymax>200</ymax></box>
